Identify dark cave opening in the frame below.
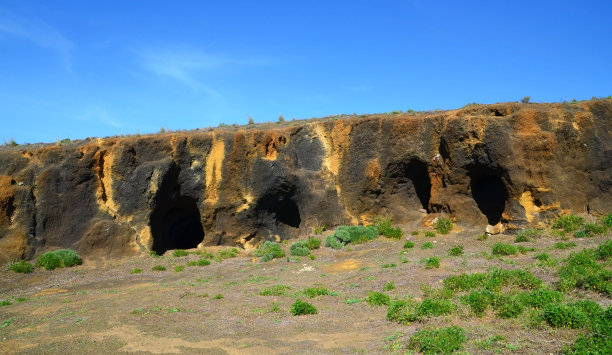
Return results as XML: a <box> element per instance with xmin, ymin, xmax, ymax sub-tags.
<box><xmin>470</xmin><ymin>174</ymin><xmax>508</xmax><ymax>225</ymax></box>
<box><xmin>256</xmin><ymin>183</ymin><xmax>301</xmax><ymax>229</ymax></box>
<box><xmin>150</xmin><ymin>196</ymin><xmax>205</xmax><ymax>255</ymax></box>
<box><xmin>386</xmin><ymin>159</ymin><xmax>432</xmax><ymax>211</ymax></box>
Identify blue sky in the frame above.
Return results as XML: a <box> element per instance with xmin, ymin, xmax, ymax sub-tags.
<box><xmin>1</xmin><ymin>1</ymin><xmax>611</xmax><ymax>144</ymax></box>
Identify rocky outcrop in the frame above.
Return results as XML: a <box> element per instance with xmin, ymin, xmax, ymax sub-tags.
<box><xmin>1</xmin><ymin>100</ymin><xmax>611</xmax><ymax>262</ymax></box>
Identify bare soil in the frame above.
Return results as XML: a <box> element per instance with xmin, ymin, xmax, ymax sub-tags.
<box><xmin>1</xmin><ymin>226</ymin><xmax>610</xmax><ymax>354</ymax></box>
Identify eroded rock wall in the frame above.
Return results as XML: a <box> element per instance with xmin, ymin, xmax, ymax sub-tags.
<box><xmin>0</xmin><ymin>100</ymin><xmax>610</xmax><ymax>262</ymax></box>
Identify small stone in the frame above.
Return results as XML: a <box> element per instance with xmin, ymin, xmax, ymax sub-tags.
<box><xmin>485</xmin><ymin>223</ymin><xmax>504</xmax><ymax>235</ymax></box>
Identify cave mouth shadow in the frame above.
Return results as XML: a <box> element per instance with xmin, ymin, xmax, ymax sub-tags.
<box><xmin>255</xmin><ymin>183</ymin><xmax>301</xmax><ymax>230</ymax></box>
<box><xmin>384</xmin><ymin>159</ymin><xmax>432</xmax><ymax>212</ymax></box>
<box><xmin>470</xmin><ymin>174</ymin><xmax>508</xmax><ymax>225</ymax></box>
<box><xmin>150</xmin><ymin>196</ymin><xmax>205</xmax><ymax>255</ymax></box>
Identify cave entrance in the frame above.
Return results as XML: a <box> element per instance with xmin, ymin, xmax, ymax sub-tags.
<box><xmin>151</xmin><ymin>196</ymin><xmax>205</xmax><ymax>255</ymax></box>
<box><xmin>255</xmin><ymin>182</ymin><xmax>301</xmax><ymax>231</ymax></box>
<box><xmin>385</xmin><ymin>159</ymin><xmax>431</xmax><ymax>211</ymax></box>
<box><xmin>470</xmin><ymin>175</ymin><xmax>508</xmax><ymax>225</ymax></box>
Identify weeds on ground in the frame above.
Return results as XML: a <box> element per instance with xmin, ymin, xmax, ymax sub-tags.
<box><xmin>477</xmin><ymin>233</ymin><xmax>488</xmax><ymax>241</ymax></box>
<box><xmin>214</xmin><ymin>294</ymin><xmax>223</xmax><ymax>299</ymax></box>
<box><xmin>552</xmin><ymin>215</ymin><xmax>584</xmax><ymax>232</ymax></box>
<box><xmin>421</xmin><ymin>242</ymin><xmax>434</xmax><ymax>250</ymax></box>
<box><xmin>434</xmin><ymin>217</ymin><xmax>452</xmax><ymax>234</ymax></box>
<box><xmin>173</xmin><ymin>249</ymin><xmax>189</xmax><ymax>257</ymax></box>
<box><xmin>7</xmin><ymin>260</ymin><xmax>34</xmax><ymax>273</ymax></box>
<box><xmin>407</xmin><ymin>326</ymin><xmax>466</xmax><ymax>354</ymax></box>
<box><xmin>425</xmin><ymin>257</ymin><xmax>440</xmax><ymax>269</ymax></box>
<box><xmin>403</xmin><ymin>241</ymin><xmax>414</xmax><ymax>249</ymax></box>
<box><xmin>151</xmin><ymin>265</ymin><xmax>166</xmax><ymax>271</ymax></box>
<box><xmin>516</xmin><ymin>228</ymin><xmax>542</xmax><ymax>242</ymax></box>
<box><xmin>291</xmin><ymin>299</ymin><xmax>317</xmax><ymax>315</ymax></box>
<box><xmin>383</xmin><ymin>281</ymin><xmax>395</xmax><ymax>291</ymax></box>
<box><xmin>492</xmin><ymin>243</ymin><xmax>518</xmax><ymax>256</ymax></box>
<box><xmin>366</xmin><ymin>291</ymin><xmax>390</xmax><ymax>306</ymax></box>
<box><xmin>174</xmin><ymin>265</ymin><xmax>184</xmax><ymax>272</ymax></box>
<box><xmin>254</xmin><ymin>241</ymin><xmax>285</xmax><ymax>262</ymax></box>
<box><xmin>374</xmin><ymin>216</ymin><xmax>403</xmax><ymax>239</ymax></box>
<box><xmin>36</xmin><ymin>249</ymin><xmax>82</xmax><ymax>270</ymax></box>
<box><xmin>558</xmin><ymin>241</ymin><xmax>612</xmax><ymax>296</ymax></box>
<box><xmin>130</xmin><ymin>268</ymin><xmax>142</xmax><ymax>274</ymax></box>
<box><xmin>554</xmin><ymin>242</ymin><xmax>577</xmax><ymax>249</ymax></box>
<box><xmin>303</xmin><ymin>287</ymin><xmax>338</xmax><ymax>298</ymax></box>
<box><xmin>259</xmin><ymin>285</ymin><xmax>291</xmax><ymax>296</ymax></box>
<box><xmin>424</xmin><ymin>231</ymin><xmax>436</xmax><ymax>238</ymax></box>
<box><xmin>448</xmin><ymin>245</ymin><xmax>464</xmax><ymax>256</ymax></box>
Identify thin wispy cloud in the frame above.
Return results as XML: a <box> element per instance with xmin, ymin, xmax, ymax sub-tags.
<box><xmin>74</xmin><ymin>107</ymin><xmax>122</xmax><ymax>128</ymax></box>
<box><xmin>0</xmin><ymin>9</ymin><xmax>75</xmax><ymax>71</ymax></box>
<box><xmin>138</xmin><ymin>47</ymin><xmax>271</xmax><ymax>97</ymax></box>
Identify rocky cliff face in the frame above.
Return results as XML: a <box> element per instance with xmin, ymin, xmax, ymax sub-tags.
<box><xmin>1</xmin><ymin>100</ymin><xmax>611</xmax><ymax>262</ymax></box>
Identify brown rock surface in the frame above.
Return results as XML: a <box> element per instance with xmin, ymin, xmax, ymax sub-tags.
<box><xmin>0</xmin><ymin>100</ymin><xmax>610</xmax><ymax>262</ymax></box>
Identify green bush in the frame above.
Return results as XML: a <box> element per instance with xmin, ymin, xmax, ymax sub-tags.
<box><xmin>444</xmin><ymin>273</ymin><xmax>485</xmax><ymax>291</ymax></box>
<box><xmin>151</xmin><ymin>265</ymin><xmax>166</xmax><ymax>271</ymax></box>
<box><xmin>173</xmin><ymin>265</ymin><xmax>184</xmax><ymax>272</ymax></box>
<box><xmin>535</xmin><ymin>252</ymin><xmax>549</xmax><ymax>261</ymax></box>
<box><xmin>303</xmin><ymin>287</ymin><xmax>338</xmax><ymax>298</ymax></box>
<box><xmin>172</xmin><ymin>249</ymin><xmax>189</xmax><ymax>257</ymax></box>
<box><xmin>425</xmin><ymin>257</ymin><xmax>440</xmax><ymax>269</ymax></box>
<box><xmin>462</xmin><ymin>290</ymin><xmax>496</xmax><ymax>316</ymax></box>
<box><xmin>448</xmin><ymin>245</ymin><xmax>464</xmax><ymax>256</ymax></box>
<box><xmin>543</xmin><ymin>303</ymin><xmax>587</xmax><ymax>328</ymax></box>
<box><xmin>518</xmin><ymin>289</ymin><xmax>563</xmax><ymax>309</ymax></box>
<box><xmin>434</xmin><ymin>217</ymin><xmax>453</xmax><ymax>234</ymax></box>
<box><xmin>290</xmin><ymin>299</ymin><xmax>318</xmax><ymax>315</ymax></box>
<box><xmin>408</xmin><ymin>326</ymin><xmax>466</xmax><ymax>354</ymax></box>
<box><xmin>554</xmin><ymin>242</ymin><xmax>577</xmax><ymax>250</ymax></box>
<box><xmin>387</xmin><ymin>299</ymin><xmax>421</xmax><ymax>323</ymax></box>
<box><xmin>495</xmin><ymin>296</ymin><xmax>524</xmax><ymax>319</ymax></box>
<box><xmin>374</xmin><ymin>216</ymin><xmax>403</xmax><ymax>239</ymax></box>
<box><xmin>325</xmin><ymin>235</ymin><xmax>344</xmax><ymax>249</ymax></box>
<box><xmin>421</xmin><ymin>242</ymin><xmax>434</xmax><ymax>250</ymax></box>
<box><xmin>574</xmin><ymin>229</ymin><xmax>589</xmax><ymax>238</ymax></box>
<box><xmin>366</xmin><ymin>291</ymin><xmax>390</xmax><ymax>306</ymax></box>
<box><xmin>584</xmin><ymin>223</ymin><xmax>607</xmax><ymax>236</ymax></box>
<box><xmin>130</xmin><ymin>268</ymin><xmax>142</xmax><ymax>274</ymax></box>
<box><xmin>333</xmin><ymin>225</ymin><xmax>379</xmax><ymax>244</ymax></box>
<box><xmin>197</xmin><ymin>258</ymin><xmax>211</xmax><ymax>266</ymax></box>
<box><xmin>443</xmin><ymin>267</ymin><xmax>542</xmax><ymax>292</ymax></box>
<box><xmin>596</xmin><ymin>240</ymin><xmax>612</xmax><ymax>260</ymax></box>
<box><xmin>477</xmin><ymin>233</ymin><xmax>488</xmax><ymax>241</ymax></box>
<box><xmin>515</xmin><ymin>228</ymin><xmax>542</xmax><ymax>242</ymax></box>
<box><xmin>0</xmin><ymin>299</ymin><xmax>12</xmax><ymax>307</ymax></box>
<box><xmin>419</xmin><ymin>298</ymin><xmax>455</xmax><ymax>316</ymax></box>
<box><xmin>383</xmin><ymin>281</ymin><xmax>395</xmax><ymax>291</ymax></box>
<box><xmin>602</xmin><ymin>213</ymin><xmax>612</xmax><ymax>228</ymax></box>
<box><xmin>35</xmin><ymin>249</ymin><xmax>82</xmax><ymax>270</ymax></box>
<box><xmin>305</xmin><ymin>237</ymin><xmax>321</xmax><ymax>250</ymax></box>
<box><xmin>492</xmin><ymin>243</ymin><xmax>518</xmax><ymax>256</ymax></box>
<box><xmin>7</xmin><ymin>260</ymin><xmax>34</xmax><ymax>273</ymax></box>
<box><xmin>259</xmin><ymin>284</ymin><xmax>291</xmax><ymax>296</ymax></box>
<box><xmin>564</xmin><ymin>306</ymin><xmax>612</xmax><ymax>354</ymax></box>
<box><xmin>254</xmin><ymin>241</ymin><xmax>285</xmax><ymax>262</ymax></box>
<box><xmin>290</xmin><ymin>241</ymin><xmax>310</xmax><ymax>256</ymax></box>
<box><xmin>424</xmin><ymin>231</ymin><xmax>436</xmax><ymax>238</ymax></box>
<box><xmin>403</xmin><ymin>241</ymin><xmax>414</xmax><ymax>249</ymax></box>
<box><xmin>214</xmin><ymin>294</ymin><xmax>224</xmax><ymax>299</ymax></box>
<box><xmin>558</xmin><ymin>247</ymin><xmax>611</xmax><ymax>296</ymax></box>
<box><xmin>552</xmin><ymin>215</ymin><xmax>584</xmax><ymax>232</ymax></box>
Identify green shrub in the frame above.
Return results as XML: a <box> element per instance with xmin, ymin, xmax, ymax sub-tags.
<box><xmin>552</xmin><ymin>215</ymin><xmax>584</xmax><ymax>232</ymax></box>
<box><xmin>448</xmin><ymin>245</ymin><xmax>464</xmax><ymax>256</ymax></box>
<box><xmin>558</xmin><ymin>247</ymin><xmax>611</xmax><ymax>296</ymax></box>
<box><xmin>387</xmin><ymin>299</ymin><xmax>421</xmax><ymax>323</ymax></box>
<box><xmin>574</xmin><ymin>229</ymin><xmax>589</xmax><ymax>238</ymax></box>
<box><xmin>515</xmin><ymin>228</ymin><xmax>542</xmax><ymax>242</ymax></box>
<box><xmin>291</xmin><ymin>299</ymin><xmax>317</xmax><ymax>315</ymax></box>
<box><xmin>517</xmin><ymin>245</ymin><xmax>535</xmax><ymax>254</ymax></box>
<box><xmin>602</xmin><ymin>213</ymin><xmax>612</xmax><ymax>228</ymax></box>
<box><xmin>477</xmin><ymin>233</ymin><xmax>488</xmax><ymax>241</ymax></box>
<box><xmin>419</xmin><ymin>298</ymin><xmax>455</xmax><ymax>316</ymax></box>
<box><xmin>421</xmin><ymin>242</ymin><xmax>434</xmax><ymax>250</ymax></box>
<box><xmin>215</xmin><ymin>248</ymin><xmax>239</xmax><ymax>261</ymax></box>
<box><xmin>289</xmin><ymin>241</ymin><xmax>310</xmax><ymax>256</ymax></box>
<box><xmin>564</xmin><ymin>306</ymin><xmax>612</xmax><ymax>354</ymax></box>
<box><xmin>35</xmin><ymin>249</ymin><xmax>82</xmax><ymax>270</ymax></box>
<box><xmin>149</xmin><ymin>250</ymin><xmax>159</xmax><ymax>257</ymax></box>
<box><xmin>187</xmin><ymin>261</ymin><xmax>197</xmax><ymax>266</ymax></box>
<box><xmin>424</xmin><ymin>231</ymin><xmax>436</xmax><ymax>238</ymax></box>
<box><xmin>314</xmin><ymin>225</ymin><xmax>326</xmax><ymax>234</ymax></box>
<box><xmin>411</xmin><ymin>231</ymin><xmax>419</xmax><ymax>236</ymax></box>
<box><xmin>325</xmin><ymin>234</ymin><xmax>344</xmax><ymax>249</ymax></box>
<box><xmin>434</xmin><ymin>217</ymin><xmax>453</xmax><ymax>234</ymax></box>
<box><xmin>0</xmin><ymin>299</ymin><xmax>13</xmax><ymax>307</ymax></box>
<box><xmin>374</xmin><ymin>216</ymin><xmax>403</xmax><ymax>239</ymax></box>
<box><xmin>173</xmin><ymin>265</ymin><xmax>184</xmax><ymax>272</ymax></box>
<box><xmin>332</xmin><ymin>225</ymin><xmax>379</xmax><ymax>245</ymax></box>
<box><xmin>584</xmin><ymin>223</ymin><xmax>607</xmax><ymax>236</ymax></box>
<box><xmin>254</xmin><ymin>241</ymin><xmax>285</xmax><ymax>262</ymax></box>
<box><xmin>462</xmin><ymin>290</ymin><xmax>496</xmax><ymax>316</ymax></box>
<box><xmin>554</xmin><ymin>242</ymin><xmax>577</xmax><ymax>250</ymax></box>
<box><xmin>366</xmin><ymin>291</ymin><xmax>390</xmax><ymax>306</ymax></box>
<box><xmin>408</xmin><ymin>326</ymin><xmax>466</xmax><ymax>354</ymax></box>
<box><xmin>214</xmin><ymin>294</ymin><xmax>223</xmax><ymax>299</ymax></box>
<box><xmin>151</xmin><ymin>265</ymin><xmax>166</xmax><ymax>271</ymax></box>
<box><xmin>425</xmin><ymin>257</ymin><xmax>440</xmax><ymax>269</ymax></box>
<box><xmin>197</xmin><ymin>258</ymin><xmax>211</xmax><ymax>266</ymax></box>
<box><xmin>381</xmin><ymin>263</ymin><xmax>397</xmax><ymax>268</ymax></box>
<box><xmin>345</xmin><ymin>298</ymin><xmax>362</xmax><ymax>304</ymax></box>
<box><xmin>383</xmin><ymin>281</ymin><xmax>395</xmax><ymax>291</ymax></box>
<box><xmin>172</xmin><ymin>249</ymin><xmax>189</xmax><ymax>257</ymax></box>
<box><xmin>444</xmin><ymin>273</ymin><xmax>486</xmax><ymax>291</ymax></box>
<box><xmin>543</xmin><ymin>303</ymin><xmax>587</xmax><ymax>328</ymax></box>
<box><xmin>260</xmin><ymin>285</ymin><xmax>291</xmax><ymax>296</ymax></box>
<box><xmin>518</xmin><ymin>289</ymin><xmax>563</xmax><ymax>309</ymax></box>
<box><xmin>7</xmin><ymin>260</ymin><xmax>34</xmax><ymax>273</ymax></box>
<box><xmin>303</xmin><ymin>287</ymin><xmax>338</xmax><ymax>298</ymax></box>
<box><xmin>596</xmin><ymin>240</ymin><xmax>612</xmax><ymax>260</ymax></box>
<box><xmin>130</xmin><ymin>268</ymin><xmax>142</xmax><ymax>274</ymax></box>
<box><xmin>495</xmin><ymin>297</ymin><xmax>524</xmax><ymax>319</ymax></box>
<box><xmin>403</xmin><ymin>241</ymin><xmax>414</xmax><ymax>249</ymax></box>
<box><xmin>535</xmin><ymin>252</ymin><xmax>549</xmax><ymax>261</ymax></box>
<box><xmin>305</xmin><ymin>237</ymin><xmax>321</xmax><ymax>250</ymax></box>
<box><xmin>492</xmin><ymin>243</ymin><xmax>518</xmax><ymax>256</ymax></box>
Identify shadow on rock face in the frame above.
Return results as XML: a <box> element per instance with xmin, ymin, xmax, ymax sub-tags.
<box><xmin>470</xmin><ymin>174</ymin><xmax>508</xmax><ymax>225</ymax></box>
